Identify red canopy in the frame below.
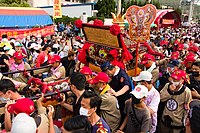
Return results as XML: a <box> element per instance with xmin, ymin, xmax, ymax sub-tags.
<box><xmin>154</xmin><ymin>9</ymin><xmax>181</xmax><ymax>28</ymax></box>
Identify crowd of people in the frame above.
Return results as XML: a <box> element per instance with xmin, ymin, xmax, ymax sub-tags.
<box><xmin>0</xmin><ymin>22</ymin><xmax>199</xmax><ymax>133</ymax></box>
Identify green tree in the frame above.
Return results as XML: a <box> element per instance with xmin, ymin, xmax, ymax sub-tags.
<box><xmin>137</xmin><ymin>0</ymin><xmax>145</xmax><ymax>6</ymax></box>
<box><xmin>153</xmin><ymin>0</ymin><xmax>161</xmax><ymax>9</ymax></box>
<box><xmin>97</xmin><ymin>0</ymin><xmax>116</xmax><ymax>18</ymax></box>
<box><xmin>122</xmin><ymin>0</ymin><xmax>134</xmax><ymax>13</ymax></box>
<box><xmin>0</xmin><ymin>0</ymin><xmax>30</xmax><ymax>7</ymax></box>
<box><xmin>174</xmin><ymin>8</ymin><xmax>182</xmax><ymax>16</ymax></box>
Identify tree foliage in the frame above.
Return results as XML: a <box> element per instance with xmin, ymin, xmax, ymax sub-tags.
<box><xmin>87</xmin><ymin>16</ymin><xmax>104</xmax><ymax>22</ymax></box>
<box><xmin>96</xmin><ymin>0</ymin><xmax>116</xmax><ymax>18</ymax></box>
<box><xmin>0</xmin><ymin>0</ymin><xmax>30</xmax><ymax>7</ymax></box>
<box><xmin>53</xmin><ymin>16</ymin><xmax>78</xmax><ymax>25</ymax></box>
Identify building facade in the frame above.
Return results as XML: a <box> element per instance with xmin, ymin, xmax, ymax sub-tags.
<box><xmin>28</xmin><ymin>0</ymin><xmax>97</xmax><ymax>7</ymax></box>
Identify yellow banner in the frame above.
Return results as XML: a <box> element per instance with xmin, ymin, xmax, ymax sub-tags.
<box><xmin>53</xmin><ymin>0</ymin><xmax>62</xmax><ymax>18</ymax></box>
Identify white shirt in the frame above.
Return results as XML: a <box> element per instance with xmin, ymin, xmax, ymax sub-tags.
<box><xmin>32</xmin><ymin>52</ymin><xmax>39</xmax><ymax>63</ymax></box>
<box><xmin>59</xmin><ymin>45</ymin><xmax>70</xmax><ymax>58</ymax></box>
<box><xmin>144</xmin><ymin>86</ymin><xmax>160</xmax><ymax>133</ymax></box>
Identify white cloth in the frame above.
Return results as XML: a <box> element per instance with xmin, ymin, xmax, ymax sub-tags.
<box><xmin>144</xmin><ymin>86</ymin><xmax>160</xmax><ymax>133</ymax></box>
<box><xmin>43</xmin><ymin>56</ymin><xmax>48</xmax><ymax>75</ymax></box>
<box><xmin>32</xmin><ymin>52</ymin><xmax>39</xmax><ymax>63</ymax></box>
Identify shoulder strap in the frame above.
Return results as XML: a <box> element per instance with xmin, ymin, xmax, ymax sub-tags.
<box><xmin>58</xmin><ymin>45</ymin><xmax>65</xmax><ymax>55</ymax></box>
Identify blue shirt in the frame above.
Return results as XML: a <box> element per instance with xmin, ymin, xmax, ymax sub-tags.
<box><xmin>92</xmin><ymin>118</ymin><xmax>111</xmax><ymax>133</ymax></box>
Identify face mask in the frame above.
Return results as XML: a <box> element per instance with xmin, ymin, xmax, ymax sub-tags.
<box><xmin>0</xmin><ymin>97</ymin><xmax>10</xmax><ymax>103</ymax></box>
<box><xmin>132</xmin><ymin>95</ymin><xmax>141</xmax><ymax>104</ymax></box>
<box><xmin>32</xmin><ymin>39</ymin><xmax>36</xmax><ymax>41</ymax></box>
<box><xmin>171</xmin><ymin>81</ymin><xmax>180</xmax><ymax>87</ymax></box>
<box><xmin>79</xmin><ymin>107</ymin><xmax>89</xmax><ymax>116</ymax></box>
<box><xmin>192</xmin><ymin>71</ymin><xmax>200</xmax><ymax>77</ymax></box>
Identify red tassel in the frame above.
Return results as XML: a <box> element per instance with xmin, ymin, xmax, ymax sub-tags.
<box><xmin>119</xmin><ymin>34</ymin><xmax>133</xmax><ymax>61</ymax></box>
<box><xmin>78</xmin><ymin>50</ymin><xmax>87</xmax><ymax>64</ymax></box>
<box><xmin>109</xmin><ymin>49</ymin><xmax>118</xmax><ymax>58</ymax></box>
<box><xmin>42</xmin><ymin>83</ymin><xmax>48</xmax><ymax>94</ymax></box>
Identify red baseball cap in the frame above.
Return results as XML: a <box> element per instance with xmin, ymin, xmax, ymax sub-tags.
<box><xmin>7</xmin><ymin>98</ymin><xmax>35</xmax><ymax>115</ymax></box>
<box><xmin>188</xmin><ymin>45</ymin><xmax>199</xmax><ymax>52</ymax></box>
<box><xmin>187</xmin><ymin>52</ymin><xmax>195</xmax><ymax>57</ymax></box>
<box><xmin>80</xmin><ymin>66</ymin><xmax>92</xmax><ymax>75</ymax></box>
<box><xmin>177</xmin><ymin>44</ymin><xmax>184</xmax><ymax>51</ymax></box>
<box><xmin>170</xmin><ymin>51</ymin><xmax>179</xmax><ymax>60</ymax></box>
<box><xmin>182</xmin><ymin>55</ymin><xmax>195</xmax><ymax>64</ymax></box>
<box><xmin>141</xmin><ymin>53</ymin><xmax>155</xmax><ymax>64</ymax></box>
<box><xmin>88</xmin><ymin>72</ymin><xmax>109</xmax><ymax>84</ymax></box>
<box><xmin>49</xmin><ymin>55</ymin><xmax>61</xmax><ymax>64</ymax></box>
<box><xmin>171</xmin><ymin>70</ymin><xmax>186</xmax><ymax>80</ymax></box>
<box><xmin>13</xmin><ymin>52</ymin><xmax>23</xmax><ymax>60</ymax></box>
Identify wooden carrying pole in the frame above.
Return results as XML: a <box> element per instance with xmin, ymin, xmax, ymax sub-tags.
<box><xmin>135</xmin><ymin>42</ymin><xmax>139</xmax><ymax>76</ymax></box>
<box><xmin>2</xmin><ymin>65</ymin><xmax>52</xmax><ymax>75</ymax></box>
<box><xmin>0</xmin><ymin>89</ymin><xmax>69</xmax><ymax>108</ymax></box>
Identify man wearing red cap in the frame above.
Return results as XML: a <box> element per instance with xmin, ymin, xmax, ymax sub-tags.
<box><xmin>159</xmin><ymin>70</ymin><xmax>192</xmax><ymax>133</ymax></box>
<box><xmin>157</xmin><ymin>52</ymin><xmax>180</xmax><ymax>90</ymax></box>
<box><xmin>43</xmin><ymin>54</ymin><xmax>66</xmax><ymax>82</ymax></box>
<box><xmin>182</xmin><ymin>54</ymin><xmax>196</xmax><ymax>74</ymax></box>
<box><xmin>188</xmin><ymin>45</ymin><xmax>199</xmax><ymax>59</ymax></box>
<box><xmin>141</xmin><ymin>53</ymin><xmax>159</xmax><ymax>84</ymax></box>
<box><xmin>89</xmin><ymin>72</ymin><xmax>121</xmax><ymax>131</ymax></box>
<box><xmin>6</xmin><ymin>98</ymin><xmax>35</xmax><ymax>115</ymax></box>
<box><xmin>80</xmin><ymin>66</ymin><xmax>93</xmax><ymax>90</ymax></box>
<box><xmin>80</xmin><ymin>66</ymin><xmax>92</xmax><ymax>81</ymax></box>
<box><xmin>9</xmin><ymin>52</ymin><xmax>31</xmax><ymax>83</ymax></box>
<box><xmin>0</xmin><ymin>79</ymin><xmax>25</xmax><ymax>131</ymax></box>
